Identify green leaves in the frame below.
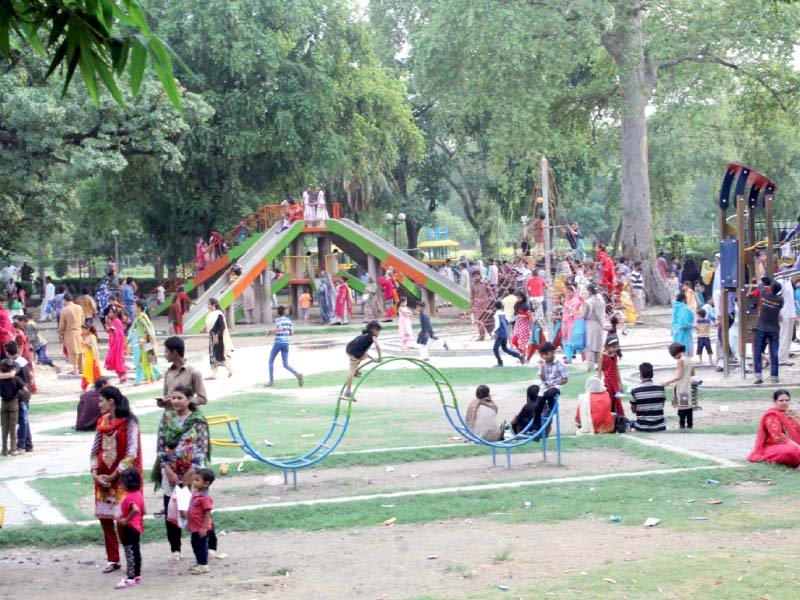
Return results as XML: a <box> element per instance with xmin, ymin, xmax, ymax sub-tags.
<box><xmin>1</xmin><ymin>0</ymin><xmax>182</xmax><ymax>111</ymax></box>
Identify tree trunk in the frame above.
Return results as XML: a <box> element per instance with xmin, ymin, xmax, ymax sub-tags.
<box><xmin>478</xmin><ymin>229</ymin><xmax>493</xmax><ymax>259</ymax></box>
<box><xmin>154</xmin><ymin>260</ymin><xmax>165</xmax><ymax>281</ymax></box>
<box><xmin>405</xmin><ymin>220</ymin><xmax>420</xmax><ymax>252</ymax></box>
<box><xmin>611</xmin><ymin>5</ymin><xmax>669</xmax><ymax>305</ymax></box>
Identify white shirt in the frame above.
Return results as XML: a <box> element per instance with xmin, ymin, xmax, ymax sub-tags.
<box><xmin>156</xmin><ymin>285</ymin><xmax>166</xmax><ymax>303</ymax></box>
<box><xmin>317</xmin><ymin>189</ymin><xmax>325</xmax><ymax>205</ymax></box>
<box><xmin>780</xmin><ymin>279</ymin><xmax>796</xmax><ymax>319</ymax></box>
<box><xmin>302</xmin><ymin>191</ymin><xmax>311</xmax><ymax>206</ymax></box>
<box><xmin>488</xmin><ymin>264</ymin><xmax>499</xmax><ymax>285</ymax></box>
<box><xmin>44</xmin><ymin>282</ymin><xmax>56</xmax><ymax>303</ymax></box>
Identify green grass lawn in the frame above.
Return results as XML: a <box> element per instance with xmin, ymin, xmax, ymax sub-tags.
<box><xmin>9</xmin><ymin>460</ymin><xmax>796</xmax><ymax>550</ymax></box>
<box><xmin>423</xmin><ymin>548</ymin><xmax>800</xmax><ymax>600</ymax></box>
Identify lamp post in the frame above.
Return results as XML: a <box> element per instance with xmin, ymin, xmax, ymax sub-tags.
<box><xmin>384</xmin><ymin>212</ymin><xmax>406</xmax><ymax>248</ymax></box>
<box><xmin>111</xmin><ymin>229</ymin><xmax>119</xmax><ymax>273</ymax></box>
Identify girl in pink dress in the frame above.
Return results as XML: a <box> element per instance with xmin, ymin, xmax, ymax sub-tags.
<box><xmin>195</xmin><ymin>238</ymin><xmax>206</xmax><ymax>273</ymax></box>
<box><xmin>397</xmin><ymin>298</ymin><xmax>414</xmax><ymax>350</ymax></box>
<box><xmin>104</xmin><ymin>311</ymin><xmax>129</xmax><ymax>383</ymax></box>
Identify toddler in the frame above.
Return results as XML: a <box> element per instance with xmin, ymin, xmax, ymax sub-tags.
<box><xmin>189</xmin><ymin>468</ymin><xmax>216</xmax><ymax>574</ymax></box>
<box><xmin>115</xmin><ymin>467</ymin><xmax>145</xmax><ymax>589</ymax></box>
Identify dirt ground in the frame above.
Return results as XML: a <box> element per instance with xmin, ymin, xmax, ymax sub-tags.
<box><xmin>74</xmin><ymin>448</ymin><xmax>657</xmax><ymax>519</ymax></box>
<box><xmin>3</xmin><ymin>505</ymin><xmax>799</xmax><ymax>600</ymax></box>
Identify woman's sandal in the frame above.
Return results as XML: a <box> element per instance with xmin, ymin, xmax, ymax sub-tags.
<box><xmin>102</xmin><ymin>562</ymin><xmax>121</xmax><ymax>574</ymax></box>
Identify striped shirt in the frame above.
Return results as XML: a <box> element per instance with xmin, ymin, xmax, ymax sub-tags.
<box><xmin>629</xmin><ymin>381</ymin><xmax>667</xmax><ymax>432</ymax></box>
<box><xmin>630</xmin><ymin>270</ymin><xmax>644</xmax><ymax>290</ymax></box>
<box><xmin>274</xmin><ymin>316</ymin><xmax>293</xmax><ymax>344</ymax></box>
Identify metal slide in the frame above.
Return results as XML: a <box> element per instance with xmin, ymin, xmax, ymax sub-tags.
<box><xmin>208</xmin><ymin>357</ymin><xmax>561</xmax><ymax>488</ymax></box>
<box><xmin>326</xmin><ymin>219</ymin><xmax>472</xmax><ymax>309</ymax></box>
<box><xmin>182</xmin><ymin>221</ymin><xmax>304</xmax><ymax>333</ymax></box>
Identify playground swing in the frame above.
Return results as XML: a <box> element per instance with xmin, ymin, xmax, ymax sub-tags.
<box><xmin>208</xmin><ymin>357</ymin><xmax>561</xmax><ymax>489</ymax></box>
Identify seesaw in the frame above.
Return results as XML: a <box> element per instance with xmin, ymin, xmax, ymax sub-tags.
<box><xmin>207</xmin><ymin>357</ymin><xmax>561</xmax><ymax>488</ymax></box>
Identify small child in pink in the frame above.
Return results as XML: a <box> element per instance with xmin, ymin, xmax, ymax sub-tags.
<box><xmin>115</xmin><ymin>467</ymin><xmax>145</xmax><ymax>589</ymax></box>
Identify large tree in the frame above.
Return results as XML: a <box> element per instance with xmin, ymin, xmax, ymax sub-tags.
<box><xmin>374</xmin><ymin>0</ymin><xmax>800</xmax><ymax>300</ymax></box>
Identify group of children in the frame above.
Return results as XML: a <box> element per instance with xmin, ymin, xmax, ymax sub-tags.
<box><xmin>112</xmin><ymin>466</ymin><xmax>217</xmax><ymax>589</ymax></box>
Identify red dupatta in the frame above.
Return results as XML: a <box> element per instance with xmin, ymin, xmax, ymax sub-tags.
<box><xmin>748</xmin><ymin>407</ymin><xmax>800</xmax><ymax>463</ymax></box>
<box><xmin>95</xmin><ymin>414</ymin><xmax>143</xmax><ymax>476</ymax></box>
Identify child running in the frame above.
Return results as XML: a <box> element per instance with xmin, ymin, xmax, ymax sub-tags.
<box><xmin>115</xmin><ymin>467</ymin><xmax>145</xmax><ymax>589</ymax></box>
<box><xmin>266</xmin><ymin>306</ymin><xmax>304</xmax><ymax>387</ymax></box>
<box><xmin>188</xmin><ymin>468</ymin><xmax>216</xmax><ymax>575</ymax></box>
<box><xmin>492</xmin><ymin>301</ymin><xmax>524</xmax><ymax>367</ymax></box>
<box><xmin>344</xmin><ymin>321</ymin><xmax>382</xmax><ymax>398</ymax></box>
<box><xmin>416</xmin><ymin>302</ymin><xmax>449</xmax><ymax>360</ymax></box>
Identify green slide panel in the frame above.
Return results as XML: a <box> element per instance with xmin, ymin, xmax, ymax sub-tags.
<box><xmin>326</xmin><ymin>220</ymin><xmax>389</xmax><ymax>262</ymax></box>
<box><xmin>399</xmin><ymin>276</ymin><xmax>421</xmax><ymax>299</ymax></box>
<box><xmin>327</xmin><ymin>219</ymin><xmax>470</xmax><ymax>309</ymax></box>
<box><xmin>152</xmin><ymin>278</ymin><xmax>197</xmax><ymax>316</ymax></box>
<box><xmin>338</xmin><ymin>271</ymin><xmax>366</xmax><ymax>293</ymax></box>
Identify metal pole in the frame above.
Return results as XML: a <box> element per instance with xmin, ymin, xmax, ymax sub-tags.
<box><xmin>736</xmin><ymin>196</ymin><xmax>747</xmax><ymax>380</ymax></box>
<box><xmin>718</xmin><ymin>207</ymin><xmax>730</xmax><ymax>377</ymax></box>
<box><xmin>541</xmin><ymin>156</ymin><xmax>552</xmax><ymax>280</ymax></box>
<box><xmin>765</xmin><ymin>194</ymin><xmax>775</xmax><ymax>274</ymax></box>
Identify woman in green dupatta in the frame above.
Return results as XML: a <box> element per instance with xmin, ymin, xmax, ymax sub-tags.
<box><xmin>132</xmin><ymin>300</ymin><xmax>161</xmax><ymax>385</ymax></box>
<box><xmin>153</xmin><ymin>384</ymin><xmax>209</xmax><ymax>562</ymax></box>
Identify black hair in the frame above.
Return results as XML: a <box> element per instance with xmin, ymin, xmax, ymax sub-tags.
<box><xmin>365</xmin><ymin>320</ymin><xmax>382</xmax><ymax>333</ymax></box>
<box><xmin>196</xmin><ymin>468</ymin><xmax>216</xmax><ymax>485</ymax></box>
<box><xmin>774</xmin><ymin>389</ymin><xmax>791</xmax><ymax>401</ymax></box>
<box><xmin>164</xmin><ymin>336</ymin><xmax>185</xmax><ymax>358</ymax></box>
<box><xmin>208</xmin><ymin>297</ymin><xmax>221</xmax><ymax>310</ymax></box>
<box><xmin>639</xmin><ymin>362</ymin><xmax>654</xmax><ymax>380</ymax></box>
<box><xmin>81</xmin><ymin>287</ymin><xmax>90</xmax><ymax>295</ymax></box>
<box><xmin>539</xmin><ymin>341</ymin><xmax>556</xmax><ymax>354</ymax></box>
<box><xmin>94</xmin><ymin>376</ymin><xmax>110</xmax><ymax>390</ymax></box>
<box><xmin>3</xmin><ymin>340</ymin><xmax>18</xmax><ymax>356</ymax></box>
<box><xmin>126</xmin><ymin>277</ymin><xmax>134</xmax><ymax>284</ymax></box>
<box><xmin>771</xmin><ymin>281</ymin><xmax>782</xmax><ymax>295</ymax></box>
<box><xmin>494</xmin><ymin>300</ymin><xmax>503</xmax><ymax>310</ymax></box>
<box><xmin>476</xmin><ymin>384</ymin><xmax>490</xmax><ymax>399</ymax></box>
<box><xmin>63</xmin><ymin>292</ymin><xmax>73</xmax><ymax>302</ymax></box>
<box><xmin>604</xmin><ymin>337</ymin><xmax>619</xmax><ymax>348</ymax></box>
<box><xmin>697</xmin><ymin>308</ymin><xmax>706</xmax><ymax>318</ymax></box>
<box><xmin>120</xmin><ymin>467</ymin><xmax>142</xmax><ymax>492</ymax></box>
<box><xmin>135</xmin><ymin>299</ymin><xmax>146</xmax><ymax>311</ymax></box>
<box><xmin>277</xmin><ymin>306</ymin><xmax>286</xmax><ymax>316</ymax></box>
<box><xmin>668</xmin><ymin>342</ymin><xmax>686</xmax><ymax>358</ymax></box>
<box><xmin>676</xmin><ymin>292</ymin><xmax>686</xmax><ymax>303</ymax></box>
<box><xmin>0</xmin><ymin>359</ymin><xmax>15</xmax><ymax>373</ymax></box>
<box><xmin>99</xmin><ymin>386</ymin><xmax>138</xmax><ymax>423</ymax></box>
<box><xmin>172</xmin><ymin>384</ymin><xmax>194</xmax><ymax>399</ymax></box>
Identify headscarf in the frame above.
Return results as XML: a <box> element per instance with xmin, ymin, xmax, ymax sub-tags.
<box><xmin>748</xmin><ymin>406</ymin><xmax>800</xmax><ymax>462</ymax></box>
<box><xmin>701</xmin><ymin>260</ymin><xmax>714</xmax><ymax>286</ymax></box>
<box><xmin>465</xmin><ymin>393</ymin><xmax>498</xmax><ymax>430</ymax></box>
<box><xmin>151</xmin><ymin>408</ymin><xmax>209</xmax><ymax>487</ymax></box>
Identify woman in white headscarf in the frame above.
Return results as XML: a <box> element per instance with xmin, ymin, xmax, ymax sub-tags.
<box><xmin>205</xmin><ymin>298</ymin><xmax>233</xmax><ymax>379</ymax></box>
<box><xmin>575</xmin><ymin>376</ymin><xmax>615</xmax><ymax>435</ymax></box>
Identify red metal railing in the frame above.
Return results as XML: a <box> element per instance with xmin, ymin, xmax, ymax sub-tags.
<box><xmin>160</xmin><ymin>203</ymin><xmax>342</xmax><ymax>296</ymax></box>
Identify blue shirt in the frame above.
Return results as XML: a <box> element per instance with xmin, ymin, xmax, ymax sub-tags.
<box><xmin>123</xmin><ymin>285</ymin><xmax>134</xmax><ymax>306</ymax></box>
<box><xmin>274</xmin><ymin>316</ymin><xmax>293</xmax><ymax>344</ymax></box>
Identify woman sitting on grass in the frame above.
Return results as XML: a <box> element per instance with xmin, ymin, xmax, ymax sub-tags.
<box><xmin>748</xmin><ymin>389</ymin><xmax>800</xmax><ymax>468</ymax></box>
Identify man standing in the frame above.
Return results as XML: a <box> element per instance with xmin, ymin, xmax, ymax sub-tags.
<box><xmin>162</xmin><ymin>336</ymin><xmax>208</xmax><ymax>406</ymax></box>
<box><xmin>41</xmin><ymin>276</ymin><xmax>56</xmax><ymax>321</ymax></box>
<box><xmin>123</xmin><ymin>277</ymin><xmax>136</xmax><ymax>319</ymax></box>
<box><xmin>582</xmin><ymin>283</ymin><xmax>606</xmax><ymax>372</ymax></box>
<box><xmin>470</xmin><ymin>272</ymin><xmax>494</xmax><ymax>341</ymax></box>
<box><xmin>266</xmin><ymin>306</ymin><xmax>303</xmax><ymax>387</ymax></box>
<box><xmin>778</xmin><ymin>270</ymin><xmax>796</xmax><ymax>367</ymax></box>
<box><xmin>76</xmin><ymin>288</ymin><xmax>98</xmax><ymax>324</ymax></box>
<box><xmin>487</xmin><ymin>260</ymin><xmax>499</xmax><ymax>289</ymax></box>
<box><xmin>20</xmin><ymin>262</ymin><xmax>33</xmax><ymax>283</ymax></box>
<box><xmin>754</xmin><ymin>281</ymin><xmax>783</xmax><ymax>385</ymax></box>
<box><xmin>58</xmin><ymin>293</ymin><xmax>85</xmax><ymax>374</ymax></box>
